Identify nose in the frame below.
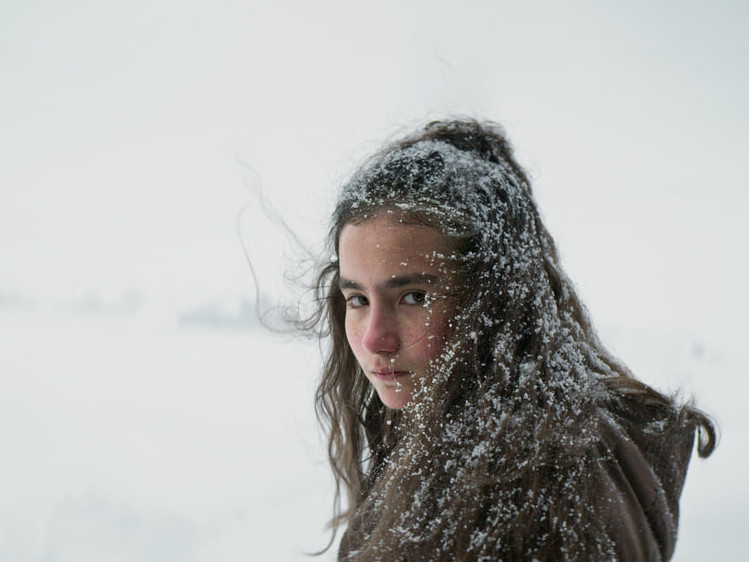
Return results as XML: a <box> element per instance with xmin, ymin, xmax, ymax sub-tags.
<box><xmin>361</xmin><ymin>307</ymin><xmax>400</xmax><ymax>355</ymax></box>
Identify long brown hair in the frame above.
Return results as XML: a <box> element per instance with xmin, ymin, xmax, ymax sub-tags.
<box><xmin>305</xmin><ymin>119</ymin><xmax>715</xmax><ymax>559</ymax></box>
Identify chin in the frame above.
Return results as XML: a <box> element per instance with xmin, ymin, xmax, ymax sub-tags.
<box><xmin>377</xmin><ymin>388</ymin><xmax>413</xmax><ymax>410</ymax></box>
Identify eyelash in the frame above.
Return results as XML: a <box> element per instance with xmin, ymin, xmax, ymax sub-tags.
<box><xmin>345</xmin><ymin>291</ymin><xmax>427</xmax><ymax>309</ymax></box>
<box><xmin>402</xmin><ymin>291</ymin><xmax>426</xmax><ymax>305</ymax></box>
<box><xmin>346</xmin><ymin>295</ymin><xmax>369</xmax><ymax>309</ymax></box>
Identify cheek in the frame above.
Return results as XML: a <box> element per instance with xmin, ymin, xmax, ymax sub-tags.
<box><xmin>344</xmin><ymin>318</ymin><xmax>361</xmax><ymax>354</ymax></box>
<box><xmin>421</xmin><ymin>308</ymin><xmax>454</xmax><ymax>355</ymax></box>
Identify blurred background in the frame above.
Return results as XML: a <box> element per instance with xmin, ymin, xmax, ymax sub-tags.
<box><xmin>1</xmin><ymin>1</ymin><xmax>746</xmax><ymax>559</ymax></box>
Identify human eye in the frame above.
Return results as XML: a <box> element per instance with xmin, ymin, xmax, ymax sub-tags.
<box><xmin>345</xmin><ymin>294</ymin><xmax>369</xmax><ymax>309</ymax></box>
<box><xmin>401</xmin><ymin>291</ymin><xmax>427</xmax><ymax>306</ymax></box>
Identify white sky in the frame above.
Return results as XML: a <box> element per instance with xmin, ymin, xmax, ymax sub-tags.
<box><xmin>1</xmin><ymin>0</ymin><xmax>747</xmax><ymax>334</ymax></box>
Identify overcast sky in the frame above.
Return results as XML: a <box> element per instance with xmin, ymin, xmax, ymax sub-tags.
<box><xmin>2</xmin><ymin>0</ymin><xmax>747</xmax><ymax>339</ymax></box>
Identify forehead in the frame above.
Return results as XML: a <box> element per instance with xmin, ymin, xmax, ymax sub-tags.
<box><xmin>338</xmin><ymin>215</ymin><xmax>452</xmax><ymax>277</ymax></box>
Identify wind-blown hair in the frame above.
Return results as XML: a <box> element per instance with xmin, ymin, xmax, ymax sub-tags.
<box><xmin>306</xmin><ymin>119</ymin><xmax>715</xmax><ymax>560</ymax></box>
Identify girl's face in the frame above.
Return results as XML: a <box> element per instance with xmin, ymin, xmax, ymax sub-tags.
<box><xmin>338</xmin><ymin>214</ymin><xmax>458</xmax><ymax>409</ymax></box>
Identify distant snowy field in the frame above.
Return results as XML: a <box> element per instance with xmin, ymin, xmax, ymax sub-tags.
<box><xmin>0</xmin><ymin>307</ymin><xmax>743</xmax><ymax>560</ymax></box>
<box><xmin>0</xmin><ymin>309</ymin><xmax>336</xmax><ymax>561</ymax></box>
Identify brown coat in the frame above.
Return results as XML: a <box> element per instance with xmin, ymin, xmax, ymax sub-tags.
<box><xmin>339</xmin><ymin>398</ymin><xmax>696</xmax><ymax>561</ymax></box>
<box><xmin>599</xmin><ymin>400</ymin><xmax>695</xmax><ymax>561</ymax></box>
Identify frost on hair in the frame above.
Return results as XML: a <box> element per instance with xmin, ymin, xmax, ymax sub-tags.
<box><xmin>306</xmin><ymin>119</ymin><xmax>715</xmax><ymax>561</ymax></box>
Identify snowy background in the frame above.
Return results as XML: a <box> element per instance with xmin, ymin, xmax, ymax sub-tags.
<box><xmin>1</xmin><ymin>1</ymin><xmax>747</xmax><ymax>560</ymax></box>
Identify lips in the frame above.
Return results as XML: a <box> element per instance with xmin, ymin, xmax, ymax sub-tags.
<box><xmin>371</xmin><ymin>369</ymin><xmax>412</xmax><ymax>380</ymax></box>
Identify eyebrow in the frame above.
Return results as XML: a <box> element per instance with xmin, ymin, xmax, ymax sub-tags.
<box><xmin>338</xmin><ymin>273</ymin><xmax>440</xmax><ymax>292</ymax></box>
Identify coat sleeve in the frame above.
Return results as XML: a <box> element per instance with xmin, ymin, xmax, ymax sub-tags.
<box><xmin>597</xmin><ymin>404</ymin><xmax>695</xmax><ymax>561</ymax></box>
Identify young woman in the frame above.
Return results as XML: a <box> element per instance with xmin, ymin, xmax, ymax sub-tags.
<box><xmin>306</xmin><ymin>119</ymin><xmax>715</xmax><ymax>560</ymax></box>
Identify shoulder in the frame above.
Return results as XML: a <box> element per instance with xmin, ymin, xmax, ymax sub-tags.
<box><xmin>593</xmin><ymin>395</ymin><xmax>696</xmax><ymax>561</ymax></box>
